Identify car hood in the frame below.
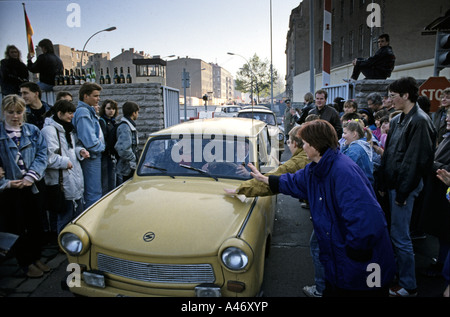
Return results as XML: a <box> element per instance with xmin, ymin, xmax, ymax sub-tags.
<box><xmin>75</xmin><ymin>177</ymin><xmax>253</xmax><ymax>257</ymax></box>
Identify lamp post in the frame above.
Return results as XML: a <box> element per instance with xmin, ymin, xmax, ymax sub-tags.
<box><xmin>80</xmin><ymin>26</ymin><xmax>116</xmax><ymax>74</ymax></box>
<box><xmin>227</xmin><ymin>52</ymin><xmax>255</xmax><ymax>106</ymax></box>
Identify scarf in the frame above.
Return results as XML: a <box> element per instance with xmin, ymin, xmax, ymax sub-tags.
<box><xmin>53</xmin><ymin>115</ymin><xmax>74</xmax><ymax>148</ymax></box>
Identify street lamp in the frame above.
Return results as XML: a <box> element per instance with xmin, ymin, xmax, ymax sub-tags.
<box><xmin>80</xmin><ymin>26</ymin><xmax>116</xmax><ymax>73</ymax></box>
<box><xmin>227</xmin><ymin>52</ymin><xmax>255</xmax><ymax>106</ymax></box>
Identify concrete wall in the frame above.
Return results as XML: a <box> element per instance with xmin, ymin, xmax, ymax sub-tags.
<box><xmin>53</xmin><ymin>83</ymin><xmax>165</xmax><ymax>151</ymax></box>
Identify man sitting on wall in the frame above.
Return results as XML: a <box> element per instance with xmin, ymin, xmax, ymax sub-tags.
<box><xmin>345</xmin><ymin>33</ymin><xmax>396</xmax><ymax>82</ymax></box>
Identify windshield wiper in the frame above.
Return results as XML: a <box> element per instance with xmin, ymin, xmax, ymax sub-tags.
<box><xmin>179</xmin><ymin>164</ymin><xmax>218</xmax><ymax>181</ymax></box>
<box><xmin>143</xmin><ymin>164</ymin><xmax>175</xmax><ymax>178</ymax></box>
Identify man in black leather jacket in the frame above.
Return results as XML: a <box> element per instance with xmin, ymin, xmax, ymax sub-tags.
<box><xmin>349</xmin><ymin>33</ymin><xmax>396</xmax><ymax>80</ymax></box>
<box><xmin>378</xmin><ymin>77</ymin><xmax>436</xmax><ymax>297</ymax></box>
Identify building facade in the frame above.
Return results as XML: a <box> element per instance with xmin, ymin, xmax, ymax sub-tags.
<box><xmin>166</xmin><ymin>57</ymin><xmax>234</xmax><ymax>106</ymax></box>
<box><xmin>286</xmin><ymin>0</ymin><xmax>450</xmax><ymax>102</ymax></box>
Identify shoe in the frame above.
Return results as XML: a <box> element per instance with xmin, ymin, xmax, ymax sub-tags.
<box><xmin>26</xmin><ymin>264</ymin><xmax>44</xmax><ymax>278</ymax></box>
<box><xmin>303</xmin><ymin>285</ymin><xmax>322</xmax><ymax>297</ymax></box>
<box><xmin>389</xmin><ymin>285</ymin><xmax>417</xmax><ymax>297</ymax></box>
<box><xmin>301</xmin><ymin>202</ymin><xmax>310</xmax><ymax>209</ymax></box>
<box><xmin>35</xmin><ymin>260</ymin><xmax>51</xmax><ymax>273</ymax></box>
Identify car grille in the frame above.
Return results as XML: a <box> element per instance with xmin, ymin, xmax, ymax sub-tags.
<box><xmin>97</xmin><ymin>253</ymin><xmax>215</xmax><ymax>284</ymax></box>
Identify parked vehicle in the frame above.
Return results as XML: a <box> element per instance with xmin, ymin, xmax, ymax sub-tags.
<box><xmin>213</xmin><ymin>105</ymin><xmax>242</xmax><ymax>117</ymax></box>
<box><xmin>237</xmin><ymin>108</ymin><xmax>285</xmax><ymax>159</ymax></box>
<box><xmin>59</xmin><ymin>117</ymin><xmax>278</xmax><ymax>297</ymax></box>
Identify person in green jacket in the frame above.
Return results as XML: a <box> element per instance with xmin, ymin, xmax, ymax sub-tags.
<box><xmin>225</xmin><ymin>125</ymin><xmax>309</xmax><ymax>197</ymax></box>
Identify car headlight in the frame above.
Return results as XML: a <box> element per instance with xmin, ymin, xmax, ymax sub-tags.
<box><xmin>59</xmin><ymin>225</ymin><xmax>90</xmax><ymax>256</ymax></box>
<box><xmin>60</xmin><ymin>233</ymin><xmax>83</xmax><ymax>256</ymax></box>
<box><xmin>278</xmin><ymin>133</ymin><xmax>284</xmax><ymax>141</ymax></box>
<box><xmin>221</xmin><ymin>247</ymin><xmax>249</xmax><ymax>271</ymax></box>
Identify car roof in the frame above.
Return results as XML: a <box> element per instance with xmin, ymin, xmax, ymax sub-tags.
<box><xmin>238</xmin><ymin>108</ymin><xmax>275</xmax><ymax>115</ymax></box>
<box><xmin>150</xmin><ymin>117</ymin><xmax>267</xmax><ymax>138</ymax></box>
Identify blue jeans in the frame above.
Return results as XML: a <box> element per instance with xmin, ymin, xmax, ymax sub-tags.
<box><xmin>389</xmin><ymin>181</ymin><xmax>423</xmax><ymax>290</ymax></box>
<box><xmin>81</xmin><ymin>156</ymin><xmax>102</xmax><ymax>209</ymax></box>
<box><xmin>57</xmin><ymin>199</ymin><xmax>83</xmax><ymax>234</ymax></box>
<box><xmin>101</xmin><ymin>155</ymin><xmax>116</xmax><ymax>195</ymax></box>
<box><xmin>310</xmin><ymin>230</ymin><xmax>326</xmax><ymax>294</ymax></box>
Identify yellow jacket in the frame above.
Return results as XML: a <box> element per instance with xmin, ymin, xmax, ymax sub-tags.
<box><xmin>236</xmin><ymin>147</ymin><xmax>309</xmax><ymax>197</ymax></box>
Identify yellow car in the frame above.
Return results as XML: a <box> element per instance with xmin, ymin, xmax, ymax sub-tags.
<box><xmin>59</xmin><ymin>118</ymin><xmax>279</xmax><ymax>297</ymax></box>
<box><xmin>237</xmin><ymin>107</ymin><xmax>284</xmax><ymax>159</ymax></box>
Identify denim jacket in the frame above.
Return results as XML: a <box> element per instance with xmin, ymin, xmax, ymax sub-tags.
<box><xmin>72</xmin><ymin>101</ymin><xmax>105</xmax><ymax>158</ymax></box>
<box><xmin>0</xmin><ymin>122</ymin><xmax>48</xmax><ymax>192</ymax></box>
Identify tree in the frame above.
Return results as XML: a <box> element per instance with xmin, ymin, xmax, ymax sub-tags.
<box><xmin>235</xmin><ymin>54</ymin><xmax>279</xmax><ymax>104</ymax></box>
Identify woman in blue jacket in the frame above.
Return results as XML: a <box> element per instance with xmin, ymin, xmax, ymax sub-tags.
<box><xmin>0</xmin><ymin>95</ymin><xmax>49</xmax><ymax>278</ymax></box>
<box><xmin>248</xmin><ymin>119</ymin><xmax>395</xmax><ymax>296</ymax></box>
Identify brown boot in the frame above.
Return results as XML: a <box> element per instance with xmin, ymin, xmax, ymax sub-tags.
<box><xmin>35</xmin><ymin>260</ymin><xmax>51</xmax><ymax>273</ymax></box>
<box><xmin>27</xmin><ymin>264</ymin><xmax>44</xmax><ymax>278</ymax></box>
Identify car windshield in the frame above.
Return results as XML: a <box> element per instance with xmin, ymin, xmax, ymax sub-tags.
<box><xmin>238</xmin><ymin>112</ymin><xmax>276</xmax><ymax>125</ymax></box>
<box><xmin>137</xmin><ymin>136</ymin><xmax>254</xmax><ymax>180</ymax></box>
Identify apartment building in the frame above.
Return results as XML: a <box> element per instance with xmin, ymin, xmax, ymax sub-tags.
<box><xmin>286</xmin><ymin>0</ymin><xmax>450</xmax><ymax>102</ymax></box>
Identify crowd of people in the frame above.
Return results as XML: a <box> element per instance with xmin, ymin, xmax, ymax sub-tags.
<box><xmin>0</xmin><ymin>43</ymin><xmax>140</xmax><ymax>278</ymax></box>
<box><xmin>0</xmin><ymin>39</ymin><xmax>448</xmax><ymax>297</ymax></box>
<box><xmin>277</xmin><ymin>77</ymin><xmax>449</xmax><ymax>297</ymax></box>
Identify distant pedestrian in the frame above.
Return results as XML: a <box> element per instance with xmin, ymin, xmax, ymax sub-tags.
<box><xmin>295</xmin><ymin>92</ymin><xmax>315</xmax><ymax>125</ymax></box>
<box><xmin>283</xmin><ymin>99</ymin><xmax>295</xmax><ymax>139</ymax></box>
<box><xmin>0</xmin><ymin>95</ymin><xmax>49</xmax><ymax>278</ymax></box>
<box><xmin>115</xmin><ymin>101</ymin><xmax>139</xmax><ymax>184</ymax></box>
<box><xmin>0</xmin><ymin>45</ymin><xmax>29</xmax><ymax>96</ymax></box>
<box><xmin>56</xmin><ymin>91</ymin><xmax>73</xmax><ymax>102</ymax></box>
<box><xmin>378</xmin><ymin>77</ymin><xmax>436</xmax><ymax>297</ymax></box>
<box><xmin>72</xmin><ymin>82</ymin><xmax>105</xmax><ymax>208</ymax></box>
<box><xmin>432</xmin><ymin>87</ymin><xmax>450</xmax><ymax>146</ymax></box>
<box><xmin>27</xmin><ymin>39</ymin><xmax>63</xmax><ymax>92</ymax></box>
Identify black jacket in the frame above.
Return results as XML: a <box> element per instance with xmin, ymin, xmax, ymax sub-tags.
<box><xmin>0</xmin><ymin>58</ymin><xmax>29</xmax><ymax>95</ymax></box>
<box><xmin>27</xmin><ymin>53</ymin><xmax>63</xmax><ymax>86</ymax></box>
<box><xmin>379</xmin><ymin>104</ymin><xmax>436</xmax><ymax>204</ymax></box>
<box><xmin>357</xmin><ymin>45</ymin><xmax>396</xmax><ymax>78</ymax></box>
<box><xmin>308</xmin><ymin>104</ymin><xmax>343</xmax><ymax>138</ymax></box>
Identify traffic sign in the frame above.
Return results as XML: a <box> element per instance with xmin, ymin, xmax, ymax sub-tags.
<box><xmin>419</xmin><ymin>76</ymin><xmax>450</xmax><ymax>112</ymax></box>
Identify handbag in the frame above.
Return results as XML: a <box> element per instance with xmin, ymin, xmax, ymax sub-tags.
<box><xmin>46</xmin><ymin>128</ymin><xmax>66</xmax><ymax>214</ymax></box>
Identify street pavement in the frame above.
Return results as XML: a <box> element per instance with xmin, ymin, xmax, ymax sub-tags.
<box><xmin>0</xmin><ymin>145</ymin><xmax>447</xmax><ymax>298</ymax></box>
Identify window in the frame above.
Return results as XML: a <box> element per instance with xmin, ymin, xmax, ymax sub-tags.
<box><xmin>136</xmin><ymin>64</ymin><xmax>165</xmax><ymax>77</ymax></box>
<box><xmin>349</xmin><ymin>31</ymin><xmax>354</xmax><ymax>57</ymax></box>
<box><xmin>358</xmin><ymin>25</ymin><xmax>364</xmax><ymax>52</ymax></box>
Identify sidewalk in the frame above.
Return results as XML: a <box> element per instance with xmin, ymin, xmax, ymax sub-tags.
<box><xmin>0</xmin><ymin>241</ymin><xmax>69</xmax><ymax>297</ymax></box>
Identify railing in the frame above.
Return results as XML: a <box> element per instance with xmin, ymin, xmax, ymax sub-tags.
<box><xmin>322</xmin><ymin>83</ymin><xmax>354</xmax><ymax>102</ymax></box>
<box><xmin>162</xmin><ymin>86</ymin><xmax>180</xmax><ymax>128</ymax></box>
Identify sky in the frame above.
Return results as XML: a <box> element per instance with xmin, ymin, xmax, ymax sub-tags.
<box><xmin>0</xmin><ymin>0</ymin><xmax>302</xmax><ymax>80</ymax></box>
